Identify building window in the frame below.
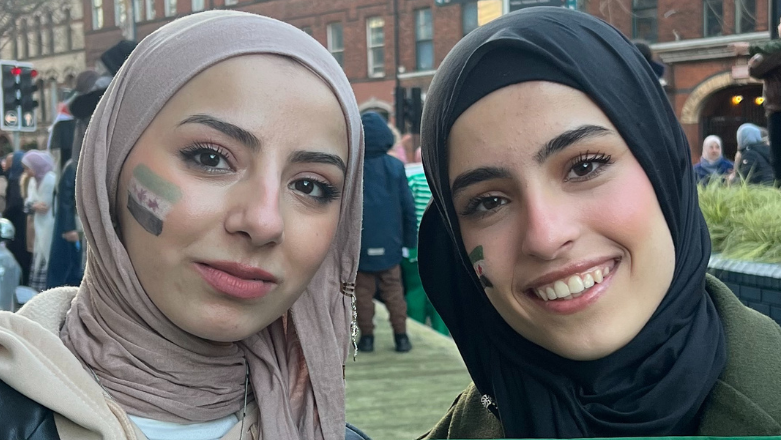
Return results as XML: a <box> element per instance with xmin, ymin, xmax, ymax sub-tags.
<box><xmin>415</xmin><ymin>8</ymin><xmax>433</xmax><ymax>71</ymax></box>
<box><xmin>165</xmin><ymin>0</ymin><xmax>177</xmax><ymax>16</ymax></box>
<box><xmin>64</xmin><ymin>8</ymin><xmax>72</xmax><ymax>50</ymax></box>
<box><xmin>46</xmin><ymin>11</ymin><xmax>54</xmax><ymax>54</ymax></box>
<box><xmin>462</xmin><ymin>2</ymin><xmax>478</xmax><ymax>36</ymax></box>
<box><xmin>704</xmin><ymin>0</ymin><xmax>723</xmax><ymax>37</ymax></box>
<box><xmin>367</xmin><ymin>17</ymin><xmax>385</xmax><ymax>78</ymax></box>
<box><xmin>192</xmin><ymin>0</ymin><xmax>204</xmax><ymax>12</ymax></box>
<box><xmin>145</xmin><ymin>0</ymin><xmax>155</xmax><ymax>20</ymax></box>
<box><xmin>327</xmin><ymin>22</ymin><xmax>344</xmax><ymax>67</ymax></box>
<box><xmin>92</xmin><ymin>0</ymin><xmax>104</xmax><ymax>29</ymax></box>
<box><xmin>34</xmin><ymin>15</ymin><xmax>43</xmax><ymax>56</ymax></box>
<box><xmin>735</xmin><ymin>0</ymin><xmax>756</xmax><ymax>34</ymax></box>
<box><xmin>133</xmin><ymin>0</ymin><xmax>142</xmax><ymax>22</ymax></box>
<box><xmin>301</xmin><ymin>26</ymin><xmax>312</xmax><ymax>36</ymax></box>
<box><xmin>225</xmin><ymin>0</ymin><xmax>238</xmax><ymax>5</ymax></box>
<box><xmin>632</xmin><ymin>0</ymin><xmax>657</xmax><ymax>42</ymax></box>
<box><xmin>115</xmin><ymin>0</ymin><xmax>126</xmax><ymax>30</ymax></box>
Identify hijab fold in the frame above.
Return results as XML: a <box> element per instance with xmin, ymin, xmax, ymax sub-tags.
<box><xmin>419</xmin><ymin>7</ymin><xmax>726</xmax><ymax>438</ymax></box>
<box><xmin>60</xmin><ymin>11</ymin><xmax>363</xmax><ymax>440</ymax></box>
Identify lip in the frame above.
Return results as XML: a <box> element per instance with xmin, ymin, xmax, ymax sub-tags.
<box><xmin>525</xmin><ymin>259</ymin><xmax>620</xmax><ymax>315</ymax></box>
<box><xmin>194</xmin><ymin>261</ymin><xmax>278</xmax><ymax>300</ymax></box>
<box><xmin>522</xmin><ymin>257</ymin><xmax>619</xmax><ymax>291</ymax></box>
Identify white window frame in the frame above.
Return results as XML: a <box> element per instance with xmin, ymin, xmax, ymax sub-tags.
<box><xmin>225</xmin><ymin>0</ymin><xmax>238</xmax><ymax>5</ymax></box>
<box><xmin>115</xmin><ymin>0</ymin><xmax>127</xmax><ymax>29</ymax></box>
<box><xmin>92</xmin><ymin>0</ymin><xmax>104</xmax><ymax>29</ymax></box>
<box><xmin>164</xmin><ymin>0</ymin><xmax>176</xmax><ymax>16</ymax></box>
<box><xmin>327</xmin><ymin>22</ymin><xmax>344</xmax><ymax>67</ymax></box>
<box><xmin>366</xmin><ymin>17</ymin><xmax>385</xmax><ymax>78</ymax></box>
<box><xmin>735</xmin><ymin>0</ymin><xmax>756</xmax><ymax>34</ymax></box>
<box><xmin>191</xmin><ymin>0</ymin><xmax>204</xmax><ymax>12</ymax></box>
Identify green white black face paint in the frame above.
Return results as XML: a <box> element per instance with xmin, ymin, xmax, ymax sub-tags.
<box><xmin>127</xmin><ymin>164</ymin><xmax>182</xmax><ymax>236</ymax></box>
<box><xmin>469</xmin><ymin>245</ymin><xmax>494</xmax><ymax>289</ymax></box>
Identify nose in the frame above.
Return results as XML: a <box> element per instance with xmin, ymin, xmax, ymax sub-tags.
<box><xmin>519</xmin><ymin>188</ymin><xmax>579</xmax><ymax>261</ymax></box>
<box><xmin>224</xmin><ymin>177</ymin><xmax>284</xmax><ymax>247</ymax></box>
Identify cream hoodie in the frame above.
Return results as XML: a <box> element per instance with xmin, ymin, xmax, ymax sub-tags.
<box><xmin>0</xmin><ymin>288</ymin><xmax>258</xmax><ymax>440</ymax></box>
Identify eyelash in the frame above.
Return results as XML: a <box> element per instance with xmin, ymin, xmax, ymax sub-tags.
<box><xmin>290</xmin><ymin>177</ymin><xmax>341</xmax><ymax>205</ymax></box>
<box><xmin>458</xmin><ymin>151</ymin><xmax>614</xmax><ymax>218</ymax></box>
<box><xmin>565</xmin><ymin>151</ymin><xmax>613</xmax><ymax>182</ymax></box>
<box><xmin>179</xmin><ymin>142</ymin><xmax>233</xmax><ymax>173</ymax></box>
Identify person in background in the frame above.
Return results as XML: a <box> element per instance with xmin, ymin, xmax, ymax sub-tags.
<box><xmin>3</xmin><ymin>152</ymin><xmax>31</xmax><ymax>285</ymax></box>
<box><xmin>735</xmin><ymin>123</ymin><xmax>774</xmax><ymax>185</ymax></box>
<box><xmin>47</xmin><ymin>70</ymin><xmax>101</xmax><ymax>289</ymax></box>
<box><xmin>22</xmin><ymin>150</ymin><xmax>55</xmax><ymax>291</ymax></box>
<box><xmin>356</xmin><ymin>111</ymin><xmax>417</xmax><ymax>353</ymax></box>
<box><xmin>0</xmin><ymin>219</ymin><xmax>22</xmax><ymax>311</ymax></box>
<box><xmin>694</xmin><ymin>135</ymin><xmax>732</xmax><ymax>184</ymax></box>
<box><xmin>403</xmin><ymin>148</ymin><xmax>448</xmax><ymax>335</ymax></box>
<box><xmin>46</xmin><ymin>102</ymin><xmax>75</xmax><ymax>173</ymax></box>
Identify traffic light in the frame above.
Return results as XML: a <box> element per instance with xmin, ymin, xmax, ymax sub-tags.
<box><xmin>1</xmin><ymin>63</ymin><xmax>20</xmax><ymax>131</ymax></box>
<box><xmin>394</xmin><ymin>86</ymin><xmax>424</xmax><ymax>135</ymax></box>
<box><xmin>18</xmin><ymin>67</ymin><xmax>38</xmax><ymax>130</ymax></box>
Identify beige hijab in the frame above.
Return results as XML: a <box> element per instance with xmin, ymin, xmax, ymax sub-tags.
<box><xmin>60</xmin><ymin>11</ymin><xmax>363</xmax><ymax>440</ymax></box>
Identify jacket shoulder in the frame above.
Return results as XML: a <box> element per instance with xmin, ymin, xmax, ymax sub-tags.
<box><xmin>699</xmin><ymin>275</ymin><xmax>781</xmax><ymax>435</ymax></box>
<box><xmin>418</xmin><ymin>382</ymin><xmax>503</xmax><ymax>439</ymax></box>
<box><xmin>0</xmin><ymin>378</ymin><xmax>60</xmax><ymax>439</ymax></box>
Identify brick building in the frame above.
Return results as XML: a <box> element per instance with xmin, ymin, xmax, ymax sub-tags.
<box><xmin>0</xmin><ymin>0</ymin><xmax>86</xmax><ymax>149</ymax></box>
<box><xmin>82</xmin><ymin>0</ymin><xmax>772</xmax><ymax>160</ymax></box>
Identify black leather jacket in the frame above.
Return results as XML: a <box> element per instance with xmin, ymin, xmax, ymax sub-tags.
<box><xmin>0</xmin><ymin>379</ymin><xmax>371</xmax><ymax>440</ymax></box>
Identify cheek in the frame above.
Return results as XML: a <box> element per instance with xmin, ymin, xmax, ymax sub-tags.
<box><xmin>282</xmin><ymin>203</ymin><xmax>341</xmax><ymax>279</ymax></box>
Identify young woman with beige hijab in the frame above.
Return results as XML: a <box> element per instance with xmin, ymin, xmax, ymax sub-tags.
<box><xmin>0</xmin><ymin>10</ymin><xmax>366</xmax><ymax>440</ymax></box>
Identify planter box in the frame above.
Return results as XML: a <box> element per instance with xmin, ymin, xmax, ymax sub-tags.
<box><xmin>708</xmin><ymin>254</ymin><xmax>781</xmax><ymax>325</ymax></box>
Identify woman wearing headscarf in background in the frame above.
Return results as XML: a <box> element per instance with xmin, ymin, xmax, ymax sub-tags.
<box><xmin>2</xmin><ymin>151</ymin><xmax>31</xmax><ymax>285</ymax></box>
<box><xmin>735</xmin><ymin>122</ymin><xmax>775</xmax><ymax>185</ymax></box>
<box><xmin>418</xmin><ymin>7</ymin><xmax>781</xmax><ymax>439</ymax></box>
<box><xmin>46</xmin><ymin>70</ymin><xmax>101</xmax><ymax>290</ymax></box>
<box><xmin>694</xmin><ymin>135</ymin><xmax>732</xmax><ymax>184</ymax></box>
<box><xmin>21</xmin><ymin>150</ymin><xmax>55</xmax><ymax>291</ymax></box>
<box><xmin>0</xmin><ymin>11</ymin><xmax>367</xmax><ymax>440</ymax></box>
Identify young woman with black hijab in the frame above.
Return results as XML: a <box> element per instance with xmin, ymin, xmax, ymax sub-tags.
<box><xmin>417</xmin><ymin>7</ymin><xmax>781</xmax><ymax>438</ymax></box>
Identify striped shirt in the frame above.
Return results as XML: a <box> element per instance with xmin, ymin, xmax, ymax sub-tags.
<box><xmin>407</xmin><ymin>171</ymin><xmax>432</xmax><ymax>230</ymax></box>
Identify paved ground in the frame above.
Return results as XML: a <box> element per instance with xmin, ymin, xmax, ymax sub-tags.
<box><xmin>345</xmin><ymin>302</ymin><xmax>471</xmax><ymax>440</ymax></box>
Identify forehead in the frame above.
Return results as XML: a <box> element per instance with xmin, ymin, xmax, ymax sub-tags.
<box><xmin>145</xmin><ymin>54</ymin><xmax>348</xmax><ymax>154</ymax></box>
<box><xmin>448</xmin><ymin>82</ymin><xmax>616</xmax><ymax>168</ymax></box>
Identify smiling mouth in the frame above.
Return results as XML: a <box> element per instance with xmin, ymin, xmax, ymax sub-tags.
<box><xmin>528</xmin><ymin>260</ymin><xmax>618</xmax><ymax>302</ymax></box>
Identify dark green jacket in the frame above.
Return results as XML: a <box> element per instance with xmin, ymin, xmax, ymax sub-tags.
<box><xmin>421</xmin><ymin>275</ymin><xmax>781</xmax><ymax>438</ymax></box>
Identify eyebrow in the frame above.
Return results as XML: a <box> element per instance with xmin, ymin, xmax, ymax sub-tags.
<box><xmin>451</xmin><ymin>166</ymin><xmax>512</xmax><ymax>198</ymax></box>
<box><xmin>179</xmin><ymin>114</ymin><xmax>260</xmax><ymax>151</ymax></box>
<box><xmin>290</xmin><ymin>150</ymin><xmax>347</xmax><ymax>173</ymax></box>
<box><xmin>534</xmin><ymin>124</ymin><xmax>613</xmax><ymax>164</ymax></box>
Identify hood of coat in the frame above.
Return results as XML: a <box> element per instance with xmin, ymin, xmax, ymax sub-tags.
<box><xmin>362</xmin><ymin>112</ymin><xmax>395</xmax><ymax>159</ymax></box>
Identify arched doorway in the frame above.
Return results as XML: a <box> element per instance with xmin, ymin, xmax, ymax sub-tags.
<box><xmin>700</xmin><ymin>84</ymin><xmax>765</xmax><ymax>162</ymax></box>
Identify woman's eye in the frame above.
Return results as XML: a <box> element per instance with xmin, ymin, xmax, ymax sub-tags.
<box><xmin>293</xmin><ymin>179</ymin><xmax>323</xmax><ymax>197</ymax></box>
<box><xmin>195</xmin><ymin>152</ymin><xmax>227</xmax><ymax>169</ymax></box>
<box><xmin>289</xmin><ymin>178</ymin><xmax>340</xmax><ymax>205</ymax></box>
<box><xmin>480</xmin><ymin>196</ymin><xmax>506</xmax><ymax>211</ymax></box>
<box><xmin>180</xmin><ymin>144</ymin><xmax>232</xmax><ymax>172</ymax></box>
<box><xmin>569</xmin><ymin>161</ymin><xmax>600</xmax><ymax>178</ymax></box>
<box><xmin>460</xmin><ymin>195</ymin><xmax>508</xmax><ymax>217</ymax></box>
<box><xmin>565</xmin><ymin>153</ymin><xmax>612</xmax><ymax>181</ymax></box>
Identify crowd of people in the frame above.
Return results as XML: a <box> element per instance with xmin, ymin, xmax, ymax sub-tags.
<box><xmin>694</xmin><ymin>123</ymin><xmax>775</xmax><ymax>185</ymax></box>
<box><xmin>0</xmin><ymin>7</ymin><xmax>780</xmax><ymax>440</ymax></box>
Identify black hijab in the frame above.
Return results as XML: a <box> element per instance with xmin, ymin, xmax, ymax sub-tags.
<box><xmin>419</xmin><ymin>7</ymin><xmax>726</xmax><ymax>438</ymax></box>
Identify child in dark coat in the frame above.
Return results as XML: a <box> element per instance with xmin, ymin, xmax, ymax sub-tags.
<box><xmin>356</xmin><ymin>112</ymin><xmax>418</xmax><ymax>353</ymax></box>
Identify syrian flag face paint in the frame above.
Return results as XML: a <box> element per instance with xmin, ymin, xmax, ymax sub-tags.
<box><xmin>127</xmin><ymin>164</ymin><xmax>182</xmax><ymax>236</ymax></box>
<box><xmin>468</xmin><ymin>245</ymin><xmax>493</xmax><ymax>289</ymax></box>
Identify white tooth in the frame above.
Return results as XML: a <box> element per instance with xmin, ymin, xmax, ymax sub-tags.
<box><xmin>545</xmin><ymin>287</ymin><xmax>557</xmax><ymax>301</ymax></box>
<box><xmin>553</xmin><ymin>280</ymin><xmax>570</xmax><ymax>299</ymax></box>
<box><xmin>604</xmin><ymin>266</ymin><xmax>610</xmax><ymax>275</ymax></box>
<box><xmin>583</xmin><ymin>273</ymin><xmax>594</xmax><ymax>289</ymax></box>
<box><xmin>567</xmin><ymin>276</ymin><xmax>585</xmax><ymax>294</ymax></box>
<box><xmin>593</xmin><ymin>269</ymin><xmax>603</xmax><ymax>283</ymax></box>
<box><xmin>535</xmin><ymin>288</ymin><xmax>547</xmax><ymax>301</ymax></box>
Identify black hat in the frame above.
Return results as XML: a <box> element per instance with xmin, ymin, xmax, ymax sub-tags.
<box><xmin>100</xmin><ymin>40</ymin><xmax>137</xmax><ymax>76</ymax></box>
